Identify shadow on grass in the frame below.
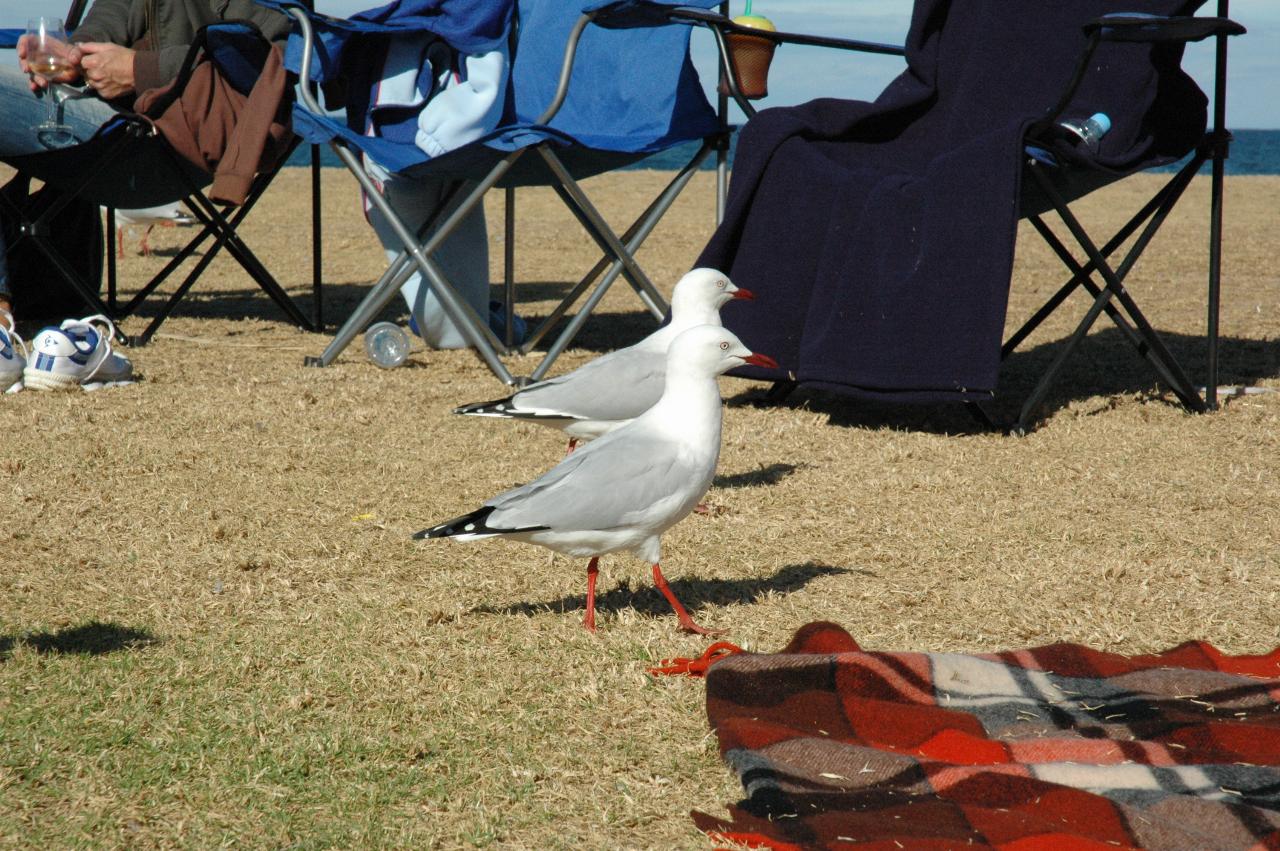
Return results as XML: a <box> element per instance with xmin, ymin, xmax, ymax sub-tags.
<box><xmin>0</xmin><ymin>621</ymin><xmax>157</xmax><ymax>660</ymax></box>
<box><xmin>468</xmin><ymin>562</ymin><xmax>861</xmax><ymax>623</ymax></box>
<box><xmin>713</xmin><ymin>462</ymin><xmax>804</xmax><ymax>490</ymax></box>
<box><xmin>91</xmin><ymin>281</ymin><xmax>664</xmax><ymax>355</ymax></box>
<box><xmin>724</xmin><ymin>329</ymin><xmax>1280</xmax><ymax>435</ymax></box>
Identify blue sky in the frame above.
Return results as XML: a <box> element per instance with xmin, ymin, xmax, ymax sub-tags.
<box><xmin>3</xmin><ymin>1</ymin><xmax>1275</xmax><ymax>127</ymax></box>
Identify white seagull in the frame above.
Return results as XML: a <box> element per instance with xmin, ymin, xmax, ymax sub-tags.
<box><xmin>454</xmin><ymin>268</ymin><xmax>753</xmax><ymax>452</ymax></box>
<box><xmin>111</xmin><ymin>202</ymin><xmax>198</xmax><ymax>257</ymax></box>
<box><xmin>416</xmin><ymin>325</ymin><xmax>778</xmax><ymax>634</ymax></box>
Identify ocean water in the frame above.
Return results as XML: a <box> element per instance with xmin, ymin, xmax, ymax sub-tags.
<box><xmin>288</xmin><ymin>128</ymin><xmax>1280</xmax><ymax>174</ymax></box>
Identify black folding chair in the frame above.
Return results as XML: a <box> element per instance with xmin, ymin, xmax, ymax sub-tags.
<box><xmin>686</xmin><ymin>0</ymin><xmax>1244</xmax><ymax>434</ymax></box>
<box><xmin>985</xmin><ymin>11</ymin><xmax>1244</xmax><ymax>433</ymax></box>
<box><xmin>0</xmin><ymin>1</ymin><xmax>323</xmax><ymax>345</ymax></box>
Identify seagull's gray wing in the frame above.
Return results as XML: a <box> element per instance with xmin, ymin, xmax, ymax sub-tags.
<box><xmin>484</xmin><ymin>431</ymin><xmax>696</xmax><ymax>532</ymax></box>
<box><xmin>512</xmin><ymin>345</ymin><xmax>667</xmax><ymax>422</ymax></box>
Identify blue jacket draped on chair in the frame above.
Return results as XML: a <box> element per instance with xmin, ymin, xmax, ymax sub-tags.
<box><xmin>263</xmin><ymin>0</ymin><xmax>720</xmax><ymax>183</ymax></box>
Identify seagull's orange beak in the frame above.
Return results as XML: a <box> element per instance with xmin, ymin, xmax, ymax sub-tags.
<box><xmin>742</xmin><ymin>352</ymin><xmax>779</xmax><ymax>369</ymax></box>
<box><xmin>731</xmin><ymin>288</ymin><xmax>755</xmax><ymax>300</ymax></box>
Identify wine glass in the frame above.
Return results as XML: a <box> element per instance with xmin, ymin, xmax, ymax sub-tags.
<box><xmin>26</xmin><ymin>17</ymin><xmax>76</xmax><ymax>146</ymax></box>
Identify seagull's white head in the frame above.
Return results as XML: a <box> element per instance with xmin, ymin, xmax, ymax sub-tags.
<box><xmin>666</xmin><ymin>325</ymin><xmax>778</xmax><ymax>379</ymax></box>
<box><xmin>668</xmin><ymin>268</ymin><xmax>753</xmax><ymax>328</ymax></box>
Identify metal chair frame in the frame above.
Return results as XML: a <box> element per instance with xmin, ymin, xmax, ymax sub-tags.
<box><xmin>291</xmin><ymin>5</ymin><xmax>727</xmax><ymax>386</ymax></box>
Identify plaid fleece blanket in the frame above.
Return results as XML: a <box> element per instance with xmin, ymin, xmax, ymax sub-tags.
<box><xmin>684</xmin><ymin>623</ymin><xmax>1280</xmax><ymax>850</ymax></box>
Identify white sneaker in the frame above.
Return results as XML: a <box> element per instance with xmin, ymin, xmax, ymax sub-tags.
<box><xmin>0</xmin><ymin>310</ymin><xmax>25</xmax><ymax>393</ymax></box>
<box><xmin>23</xmin><ymin>314</ymin><xmax>133</xmax><ymax>391</ymax></box>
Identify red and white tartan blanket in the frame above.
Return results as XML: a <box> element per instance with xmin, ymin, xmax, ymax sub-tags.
<box><xmin>678</xmin><ymin>623</ymin><xmax>1280</xmax><ymax>850</ymax></box>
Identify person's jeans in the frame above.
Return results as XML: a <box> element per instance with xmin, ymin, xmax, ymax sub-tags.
<box><xmin>0</xmin><ymin>65</ymin><xmax>120</xmax><ymax>157</ymax></box>
<box><xmin>364</xmin><ymin>162</ymin><xmax>491</xmax><ymax>351</ymax></box>
<box><xmin>0</xmin><ymin>63</ymin><xmax>120</xmax><ymax>306</ymax></box>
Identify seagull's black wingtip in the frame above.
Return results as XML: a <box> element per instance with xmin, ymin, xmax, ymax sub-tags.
<box><xmin>412</xmin><ymin>506</ymin><xmax>497</xmax><ymax>540</ymax></box>
<box><xmin>454</xmin><ymin>396</ymin><xmax>516</xmax><ymax>416</ymax></box>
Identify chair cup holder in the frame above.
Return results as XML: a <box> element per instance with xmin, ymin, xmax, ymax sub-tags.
<box><xmin>718</xmin><ymin>32</ymin><xmax>776</xmax><ymax>100</ymax></box>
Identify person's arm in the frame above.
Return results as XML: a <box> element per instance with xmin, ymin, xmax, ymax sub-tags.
<box><xmin>71</xmin><ymin>0</ymin><xmax>138</xmax><ymax>47</ymax></box>
<box><xmin>139</xmin><ymin>3</ymin><xmax>293</xmax><ymax>94</ymax></box>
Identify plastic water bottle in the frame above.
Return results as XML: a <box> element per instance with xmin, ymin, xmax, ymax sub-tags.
<box><xmin>1058</xmin><ymin>112</ymin><xmax>1111</xmax><ymax>154</ymax></box>
<box><xmin>364</xmin><ymin>322</ymin><xmax>410</xmax><ymax>368</ymax></box>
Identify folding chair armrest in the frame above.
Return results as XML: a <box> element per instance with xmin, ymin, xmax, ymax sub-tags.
<box><xmin>662</xmin><ymin>6</ymin><xmax>904</xmax><ymax>57</ymax></box>
<box><xmin>1085</xmin><ymin>14</ymin><xmax>1245</xmax><ymax>44</ymax></box>
<box><xmin>280</xmin><ymin>6</ymin><xmax>327</xmax><ymax>118</ymax></box>
<box><xmin>254</xmin><ymin>0</ymin><xmax>372</xmax><ymax>87</ymax></box>
<box><xmin>593</xmin><ymin>3</ymin><xmax>904</xmax><ymax>119</ymax></box>
<box><xmin>1034</xmin><ymin>13</ymin><xmax>1244</xmax><ymax>141</ymax></box>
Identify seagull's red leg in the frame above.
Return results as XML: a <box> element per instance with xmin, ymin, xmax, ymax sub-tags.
<box><xmin>141</xmin><ymin>225</ymin><xmax>154</xmax><ymax>257</ymax></box>
<box><xmin>652</xmin><ymin>563</ymin><xmax>722</xmax><ymax>635</ymax></box>
<box><xmin>566</xmin><ymin>438</ymin><xmax>578</xmax><ymax>455</ymax></box>
<box><xmin>583</xmin><ymin>557</ymin><xmax>600</xmax><ymax>632</ymax></box>
<box><xmin>116</xmin><ymin>228</ymin><xmax>125</xmax><ymax>259</ymax></box>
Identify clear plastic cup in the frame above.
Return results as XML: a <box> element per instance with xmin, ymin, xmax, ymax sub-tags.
<box><xmin>364</xmin><ymin>322</ymin><xmax>410</xmax><ymax>368</ymax></box>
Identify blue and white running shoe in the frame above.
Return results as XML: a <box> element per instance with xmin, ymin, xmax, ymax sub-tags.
<box><xmin>0</xmin><ymin>310</ymin><xmax>26</xmax><ymax>393</ymax></box>
<box><xmin>23</xmin><ymin>314</ymin><xmax>133</xmax><ymax>391</ymax></box>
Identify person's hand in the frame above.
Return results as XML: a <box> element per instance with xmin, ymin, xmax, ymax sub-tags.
<box><xmin>78</xmin><ymin>42</ymin><xmax>137</xmax><ymax>100</ymax></box>
<box><xmin>17</xmin><ymin>34</ymin><xmax>83</xmax><ymax>93</ymax></box>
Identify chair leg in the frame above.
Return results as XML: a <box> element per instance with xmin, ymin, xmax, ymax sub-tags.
<box><xmin>504</xmin><ymin>186</ymin><xmax>516</xmax><ymax>351</ymax></box>
<box><xmin>764</xmin><ymin>380</ymin><xmax>797</xmax><ymax>405</ymax></box>
<box><xmin>521</xmin><ymin>143</ymin><xmax>711</xmax><ymax>382</ymax></box>
<box><xmin>0</xmin><ymin>172</ymin><xmax>121</xmax><ymax>335</ymax></box>
<box><xmin>183</xmin><ymin>191</ymin><xmax>316</xmax><ymax>332</ymax></box>
<box><xmin>311</xmin><ymin>142</ymin><xmax>324</xmax><ymax>331</ymax></box>
<box><xmin>129</xmin><ymin>224</ymin><xmax>228</xmax><ymax>345</ymax></box>
<box><xmin>115</xmin><ymin>145</ymin><xmax>316</xmax><ymax>339</ymax></box>
<box><xmin>1205</xmin><ymin>130</ymin><xmax>1228</xmax><ymax>410</ymax></box>
<box><xmin>1015</xmin><ymin>281</ymin><xmax>1118</xmax><ymax>433</ymax></box>
<box><xmin>1007</xmin><ymin>161</ymin><xmax>1209</xmax><ymax>428</ymax></box>
<box><xmin>105</xmin><ymin>207</ymin><xmax>118</xmax><ymax>313</ymax></box>
<box><xmin>537</xmin><ymin>147</ymin><xmax>668</xmax><ymax>318</ymax></box>
<box><xmin>1029</xmin><ymin>214</ymin><xmax>1189</xmax><ymax>396</ymax></box>
<box><xmin>309</xmin><ymin>140</ymin><xmax>517</xmax><ymax>383</ymax></box>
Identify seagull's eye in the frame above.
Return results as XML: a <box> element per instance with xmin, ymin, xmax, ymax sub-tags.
<box><xmin>719</xmin><ymin>341</ymin><xmax>730</xmax><ymax>351</ymax></box>
<box><xmin>716</xmin><ymin>280</ymin><xmax>727</xmax><ymax>288</ymax></box>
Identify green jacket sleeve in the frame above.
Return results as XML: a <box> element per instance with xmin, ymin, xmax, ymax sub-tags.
<box><xmin>70</xmin><ymin>0</ymin><xmax>142</xmax><ymax>46</ymax></box>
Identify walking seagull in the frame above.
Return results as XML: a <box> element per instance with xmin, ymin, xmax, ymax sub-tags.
<box><xmin>416</xmin><ymin>325</ymin><xmax>778</xmax><ymax>634</ymax></box>
<box><xmin>453</xmin><ymin>268</ymin><xmax>753</xmax><ymax>452</ymax></box>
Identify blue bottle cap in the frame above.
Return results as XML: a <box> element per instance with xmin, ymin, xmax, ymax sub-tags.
<box><xmin>1089</xmin><ymin>113</ymin><xmax>1112</xmax><ymax>134</ymax></box>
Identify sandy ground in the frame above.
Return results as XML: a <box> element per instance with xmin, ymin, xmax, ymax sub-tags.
<box><xmin>2</xmin><ymin>168</ymin><xmax>1279</xmax><ymax>848</ymax></box>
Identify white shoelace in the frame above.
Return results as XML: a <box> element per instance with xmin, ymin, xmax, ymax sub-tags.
<box><xmin>1</xmin><ymin>309</ymin><xmax>28</xmax><ymax>362</ymax></box>
<box><xmin>63</xmin><ymin>313</ymin><xmax>120</xmax><ymax>384</ymax></box>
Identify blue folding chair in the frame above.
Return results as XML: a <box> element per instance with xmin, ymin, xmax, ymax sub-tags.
<box><xmin>0</xmin><ymin>4</ymin><xmax>323</xmax><ymax>343</ymax></box>
<box><xmin>271</xmin><ymin>0</ymin><xmax>724</xmax><ymax>385</ymax></box>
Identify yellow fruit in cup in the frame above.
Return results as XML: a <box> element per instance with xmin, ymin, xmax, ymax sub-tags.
<box><xmin>732</xmin><ymin>14</ymin><xmax>777</xmax><ymax>32</ymax></box>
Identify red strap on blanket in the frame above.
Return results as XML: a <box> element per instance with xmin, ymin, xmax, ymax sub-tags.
<box><xmin>647</xmin><ymin>641</ymin><xmax>746</xmax><ymax>677</ymax></box>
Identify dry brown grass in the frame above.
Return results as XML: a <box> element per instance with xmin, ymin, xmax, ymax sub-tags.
<box><xmin>2</xmin><ymin>168</ymin><xmax>1279</xmax><ymax>848</ymax></box>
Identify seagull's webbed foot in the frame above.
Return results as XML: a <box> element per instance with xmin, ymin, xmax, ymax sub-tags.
<box><xmin>583</xmin><ymin>557</ymin><xmax>600</xmax><ymax>632</ymax></box>
<box><xmin>651</xmin><ymin>563</ymin><xmax>724</xmax><ymax>636</ymax></box>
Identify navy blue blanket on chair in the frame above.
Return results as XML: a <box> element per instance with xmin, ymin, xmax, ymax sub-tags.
<box><xmin>698</xmin><ymin>0</ymin><xmax>1208</xmax><ymax>402</ymax></box>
